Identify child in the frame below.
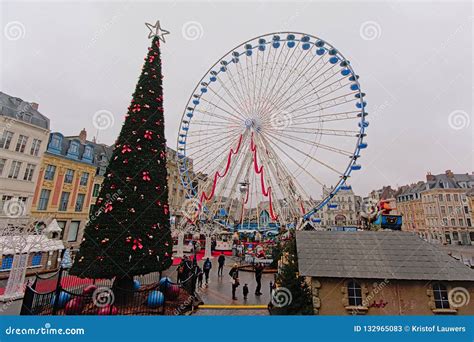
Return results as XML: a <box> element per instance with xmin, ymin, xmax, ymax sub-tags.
<box><xmin>243</xmin><ymin>284</ymin><xmax>249</xmax><ymax>300</ymax></box>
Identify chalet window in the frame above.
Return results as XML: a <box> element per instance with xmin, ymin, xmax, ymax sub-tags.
<box><xmin>44</xmin><ymin>164</ymin><xmax>56</xmax><ymax>180</ymax></box>
<box><xmin>1</xmin><ymin>255</ymin><xmax>13</xmax><ymax>270</ymax></box>
<box><xmin>64</xmin><ymin>169</ymin><xmax>75</xmax><ymax>183</ymax></box>
<box><xmin>432</xmin><ymin>283</ymin><xmax>450</xmax><ymax>309</ymax></box>
<box><xmin>347</xmin><ymin>280</ymin><xmax>362</xmax><ymax>306</ymax></box>
<box><xmin>31</xmin><ymin>252</ymin><xmax>42</xmax><ymax>267</ymax></box>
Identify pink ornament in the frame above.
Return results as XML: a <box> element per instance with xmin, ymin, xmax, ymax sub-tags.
<box><xmin>121</xmin><ymin>145</ymin><xmax>132</xmax><ymax>154</ymax></box>
<box><xmin>97</xmin><ymin>305</ymin><xmax>118</xmax><ymax>315</ymax></box>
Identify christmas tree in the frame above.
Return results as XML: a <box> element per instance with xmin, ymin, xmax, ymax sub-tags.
<box><xmin>70</xmin><ymin>22</ymin><xmax>173</xmax><ymax>283</ymax></box>
<box><xmin>271</xmin><ymin>236</ymin><xmax>313</xmax><ymax>315</ymax></box>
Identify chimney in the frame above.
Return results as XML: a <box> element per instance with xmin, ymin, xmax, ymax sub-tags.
<box><xmin>79</xmin><ymin>128</ymin><xmax>87</xmax><ymax>144</ymax></box>
<box><xmin>30</xmin><ymin>102</ymin><xmax>39</xmax><ymax>110</ymax></box>
<box><xmin>445</xmin><ymin>170</ymin><xmax>454</xmax><ymax>178</ymax></box>
<box><xmin>426</xmin><ymin>172</ymin><xmax>435</xmax><ymax>182</ymax></box>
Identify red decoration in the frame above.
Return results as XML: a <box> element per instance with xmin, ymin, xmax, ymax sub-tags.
<box><xmin>144</xmin><ymin>130</ymin><xmax>153</xmax><ymax>140</ymax></box>
<box><xmin>104</xmin><ymin>202</ymin><xmax>113</xmax><ymax>213</ymax></box>
<box><xmin>126</xmin><ymin>237</ymin><xmax>143</xmax><ymax>250</ymax></box>
<box><xmin>97</xmin><ymin>305</ymin><xmax>118</xmax><ymax>315</ymax></box>
<box><xmin>121</xmin><ymin>145</ymin><xmax>132</xmax><ymax>154</ymax></box>
<box><xmin>64</xmin><ymin>298</ymin><xmax>84</xmax><ymax>315</ymax></box>
<box><xmin>142</xmin><ymin>171</ymin><xmax>151</xmax><ymax>181</ymax></box>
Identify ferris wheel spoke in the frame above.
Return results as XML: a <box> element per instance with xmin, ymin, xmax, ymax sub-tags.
<box><xmin>261</xmin><ymin>49</ymin><xmax>322</xmax><ymax>116</ymax></box>
<box><xmin>285</xmin><ymin>91</ymin><xmax>358</xmax><ymax>116</ymax></box>
<box><xmin>257</xmin><ymin>44</ymin><xmax>310</xmax><ymax>116</ymax></box>
<box><xmin>262</xmin><ymin>129</ymin><xmax>354</xmax><ymax>156</ymax></box>
<box><xmin>289</xmin><ymin>109</ymin><xmax>361</xmax><ymax>123</ymax></box>
<box><xmin>258</xmin><ymin>42</ymin><xmax>306</xmax><ymax>116</ymax></box>
<box><xmin>261</xmin><ymin>129</ymin><xmax>343</xmax><ymax>175</ymax></box>
<box><xmin>204</xmin><ymin>86</ymin><xmax>248</xmax><ymax>121</ymax></box>
<box><xmin>254</xmin><ymin>134</ymin><xmax>312</xmax><ymax>218</ymax></box>
<box><xmin>256</xmin><ymin>43</ymin><xmax>298</xmax><ymax>115</ymax></box>
<box><xmin>214</xmin><ymin>72</ymin><xmax>250</xmax><ymax>116</ymax></box>
<box><xmin>225</xmin><ymin>66</ymin><xmax>253</xmax><ymax>115</ymax></box>
<box><xmin>259</xmin><ymin>131</ymin><xmax>326</xmax><ymax>188</ymax></box>
<box><xmin>274</xmin><ymin>66</ymin><xmax>346</xmax><ymax>115</ymax></box>
<box><xmin>190</xmin><ymin>131</ymin><xmax>243</xmax><ymax>169</ymax></box>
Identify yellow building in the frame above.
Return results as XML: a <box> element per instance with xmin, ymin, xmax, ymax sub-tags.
<box><xmin>31</xmin><ymin>129</ymin><xmax>110</xmax><ymax>252</ymax></box>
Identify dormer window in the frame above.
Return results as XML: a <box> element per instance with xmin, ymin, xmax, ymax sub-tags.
<box><xmin>83</xmin><ymin>145</ymin><xmax>93</xmax><ymax>161</ymax></box>
<box><xmin>66</xmin><ymin>140</ymin><xmax>80</xmax><ymax>159</ymax></box>
<box><xmin>49</xmin><ymin>134</ymin><xmax>62</xmax><ymax>153</ymax></box>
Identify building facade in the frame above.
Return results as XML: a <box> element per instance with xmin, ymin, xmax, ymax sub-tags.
<box><xmin>397</xmin><ymin>171</ymin><xmax>474</xmax><ymax>246</ymax></box>
<box><xmin>0</xmin><ymin>92</ymin><xmax>50</xmax><ymax>226</ymax></box>
<box><xmin>30</xmin><ymin>130</ymin><xmax>103</xmax><ymax>252</ymax></box>
<box><xmin>320</xmin><ymin>185</ymin><xmax>361</xmax><ymax>229</ymax></box>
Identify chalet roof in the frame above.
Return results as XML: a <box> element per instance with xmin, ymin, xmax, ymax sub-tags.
<box><xmin>296</xmin><ymin>231</ymin><xmax>474</xmax><ymax>281</ymax></box>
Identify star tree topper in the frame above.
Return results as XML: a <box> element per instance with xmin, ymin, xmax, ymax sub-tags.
<box><xmin>145</xmin><ymin>20</ymin><xmax>170</xmax><ymax>42</ymax></box>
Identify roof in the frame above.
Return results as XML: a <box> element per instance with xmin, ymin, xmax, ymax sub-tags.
<box><xmin>296</xmin><ymin>231</ymin><xmax>474</xmax><ymax>281</ymax></box>
<box><xmin>0</xmin><ymin>92</ymin><xmax>50</xmax><ymax>129</ymax></box>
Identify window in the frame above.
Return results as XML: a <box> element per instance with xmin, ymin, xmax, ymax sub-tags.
<box><xmin>31</xmin><ymin>252</ymin><xmax>42</xmax><ymax>267</ymax></box>
<box><xmin>50</xmin><ymin>134</ymin><xmax>62</xmax><ymax>149</ymax></box>
<box><xmin>15</xmin><ymin>135</ymin><xmax>28</xmax><ymax>153</ymax></box>
<box><xmin>440</xmin><ymin>206</ymin><xmax>446</xmax><ymax>215</ymax></box>
<box><xmin>1</xmin><ymin>255</ymin><xmax>13</xmax><ymax>270</ymax></box>
<box><xmin>448</xmin><ymin>206</ymin><xmax>453</xmax><ymax>214</ymax></box>
<box><xmin>30</xmin><ymin>139</ymin><xmax>42</xmax><ymax>156</ymax></box>
<box><xmin>0</xmin><ymin>195</ymin><xmax>12</xmax><ymax>214</ymax></box>
<box><xmin>75</xmin><ymin>193</ymin><xmax>85</xmax><ymax>212</ymax></box>
<box><xmin>454</xmin><ymin>194</ymin><xmax>459</xmax><ymax>202</ymax></box>
<box><xmin>8</xmin><ymin>161</ymin><xmax>22</xmax><ymax>179</ymax></box>
<box><xmin>442</xmin><ymin>218</ymin><xmax>448</xmax><ymax>226</ymax></box>
<box><xmin>83</xmin><ymin>146</ymin><xmax>93</xmax><ymax>160</ymax></box>
<box><xmin>347</xmin><ymin>280</ymin><xmax>362</xmax><ymax>306</ymax></box>
<box><xmin>92</xmin><ymin>184</ymin><xmax>100</xmax><ymax>197</ymax></box>
<box><xmin>23</xmin><ymin>163</ymin><xmax>36</xmax><ymax>181</ymax></box>
<box><xmin>67</xmin><ymin>141</ymin><xmax>79</xmax><ymax>156</ymax></box>
<box><xmin>79</xmin><ymin>172</ymin><xmax>89</xmax><ymax>186</ymax></box>
<box><xmin>44</xmin><ymin>164</ymin><xmax>56</xmax><ymax>180</ymax></box>
<box><xmin>446</xmin><ymin>194</ymin><xmax>451</xmax><ymax>202</ymax></box>
<box><xmin>56</xmin><ymin>220</ymin><xmax>66</xmax><ymax>240</ymax></box>
<box><xmin>0</xmin><ymin>131</ymin><xmax>13</xmax><ymax>149</ymax></box>
<box><xmin>433</xmin><ymin>283</ymin><xmax>450</xmax><ymax>309</ymax></box>
<box><xmin>37</xmin><ymin>189</ymin><xmax>51</xmax><ymax>210</ymax></box>
<box><xmin>0</xmin><ymin>158</ymin><xmax>6</xmax><ymax>176</ymax></box>
<box><xmin>438</xmin><ymin>194</ymin><xmax>443</xmax><ymax>201</ymax></box>
<box><xmin>452</xmin><ymin>231</ymin><xmax>459</xmax><ymax>240</ymax></box>
<box><xmin>468</xmin><ymin>218</ymin><xmax>472</xmax><ymax>227</ymax></box>
<box><xmin>451</xmin><ymin>218</ymin><xmax>456</xmax><ymax>227</ymax></box>
<box><xmin>59</xmin><ymin>192</ymin><xmax>70</xmax><ymax>211</ymax></box>
<box><xmin>67</xmin><ymin>221</ymin><xmax>80</xmax><ymax>242</ymax></box>
<box><xmin>459</xmin><ymin>219</ymin><xmax>464</xmax><ymax>226</ymax></box>
<box><xmin>64</xmin><ymin>169</ymin><xmax>74</xmax><ymax>183</ymax></box>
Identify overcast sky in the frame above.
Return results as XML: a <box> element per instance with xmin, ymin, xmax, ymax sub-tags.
<box><xmin>1</xmin><ymin>0</ymin><xmax>472</xmax><ymax>197</ymax></box>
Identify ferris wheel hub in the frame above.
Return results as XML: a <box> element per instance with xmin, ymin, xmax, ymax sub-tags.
<box><xmin>244</xmin><ymin>117</ymin><xmax>261</xmax><ymax>132</ymax></box>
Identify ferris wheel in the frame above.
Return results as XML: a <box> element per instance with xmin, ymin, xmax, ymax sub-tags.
<box><xmin>176</xmin><ymin>32</ymin><xmax>368</xmax><ymax>229</ymax></box>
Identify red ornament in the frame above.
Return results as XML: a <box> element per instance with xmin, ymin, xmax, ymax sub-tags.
<box><xmin>164</xmin><ymin>205</ymin><xmax>169</xmax><ymax>215</ymax></box>
<box><xmin>121</xmin><ymin>145</ymin><xmax>132</xmax><ymax>154</ymax></box>
<box><xmin>142</xmin><ymin>171</ymin><xmax>151</xmax><ymax>181</ymax></box>
<box><xmin>83</xmin><ymin>285</ymin><xmax>97</xmax><ymax>295</ymax></box>
<box><xmin>144</xmin><ymin>130</ymin><xmax>153</xmax><ymax>140</ymax></box>
<box><xmin>97</xmin><ymin>305</ymin><xmax>118</xmax><ymax>315</ymax></box>
<box><xmin>104</xmin><ymin>202</ymin><xmax>113</xmax><ymax>213</ymax></box>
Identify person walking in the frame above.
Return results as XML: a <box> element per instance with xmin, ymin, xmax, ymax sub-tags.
<box><xmin>217</xmin><ymin>252</ymin><xmax>226</xmax><ymax>276</ymax></box>
<box><xmin>254</xmin><ymin>263</ymin><xmax>264</xmax><ymax>296</ymax></box>
<box><xmin>243</xmin><ymin>284</ymin><xmax>249</xmax><ymax>300</ymax></box>
<box><xmin>203</xmin><ymin>258</ymin><xmax>212</xmax><ymax>284</ymax></box>
<box><xmin>197</xmin><ymin>265</ymin><xmax>203</xmax><ymax>288</ymax></box>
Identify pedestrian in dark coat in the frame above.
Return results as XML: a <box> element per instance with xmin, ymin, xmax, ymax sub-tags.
<box><xmin>254</xmin><ymin>263</ymin><xmax>264</xmax><ymax>295</ymax></box>
<box><xmin>217</xmin><ymin>253</ymin><xmax>226</xmax><ymax>276</ymax></box>
<box><xmin>203</xmin><ymin>258</ymin><xmax>212</xmax><ymax>284</ymax></box>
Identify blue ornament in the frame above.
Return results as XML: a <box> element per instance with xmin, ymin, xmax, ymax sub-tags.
<box><xmin>147</xmin><ymin>290</ymin><xmax>165</xmax><ymax>307</ymax></box>
<box><xmin>51</xmin><ymin>291</ymin><xmax>71</xmax><ymax>308</ymax></box>
<box><xmin>159</xmin><ymin>277</ymin><xmax>172</xmax><ymax>289</ymax></box>
<box><xmin>133</xmin><ymin>280</ymin><xmax>141</xmax><ymax>290</ymax></box>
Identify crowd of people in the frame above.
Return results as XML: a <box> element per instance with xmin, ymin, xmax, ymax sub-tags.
<box><xmin>176</xmin><ymin>252</ymin><xmax>270</xmax><ymax>301</ymax></box>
